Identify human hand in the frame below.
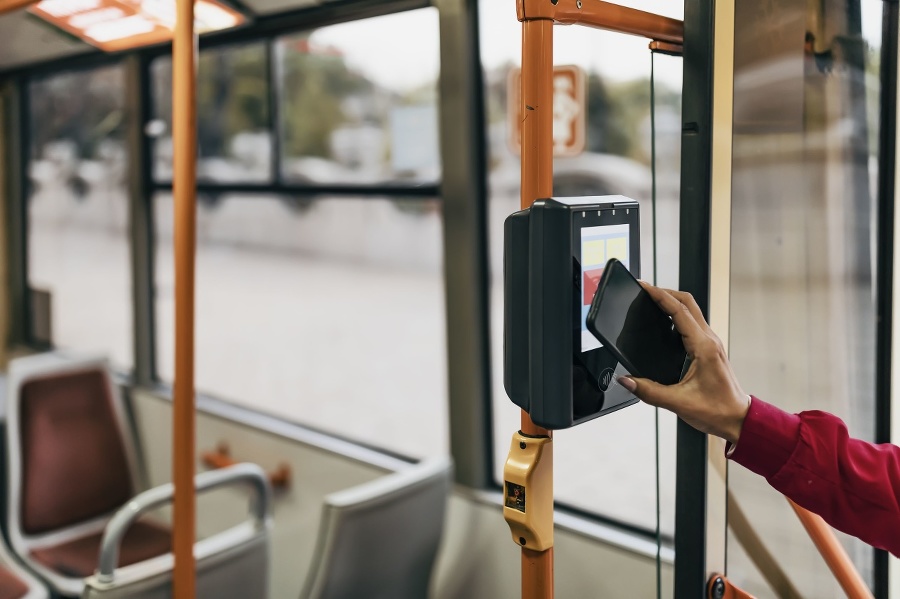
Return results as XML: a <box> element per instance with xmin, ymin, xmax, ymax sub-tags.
<box><xmin>616</xmin><ymin>283</ymin><xmax>751</xmax><ymax>444</ymax></box>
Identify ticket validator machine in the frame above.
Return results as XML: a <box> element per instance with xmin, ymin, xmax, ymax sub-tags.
<box><xmin>502</xmin><ymin>196</ymin><xmax>641</xmax><ymax>550</ymax></box>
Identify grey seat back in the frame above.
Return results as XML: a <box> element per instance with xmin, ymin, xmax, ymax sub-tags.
<box><xmin>80</xmin><ymin>529</ymin><xmax>268</xmax><ymax>599</ymax></box>
<box><xmin>82</xmin><ymin>464</ymin><xmax>271</xmax><ymax>599</ymax></box>
<box><xmin>300</xmin><ymin>457</ymin><xmax>453</xmax><ymax>599</ymax></box>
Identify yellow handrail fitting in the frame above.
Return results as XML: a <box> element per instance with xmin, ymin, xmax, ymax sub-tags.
<box><xmin>503</xmin><ymin>432</ymin><xmax>554</xmax><ymax>551</ymax></box>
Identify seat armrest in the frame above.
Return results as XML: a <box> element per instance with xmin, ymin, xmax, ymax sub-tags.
<box><xmin>96</xmin><ymin>463</ymin><xmax>271</xmax><ymax>583</ymax></box>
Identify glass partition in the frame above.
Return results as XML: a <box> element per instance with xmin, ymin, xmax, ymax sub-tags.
<box><xmin>725</xmin><ymin>0</ymin><xmax>882</xmax><ymax>594</ymax></box>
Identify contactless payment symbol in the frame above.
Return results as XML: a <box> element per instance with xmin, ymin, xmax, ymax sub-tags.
<box><xmin>598</xmin><ymin>367</ymin><xmax>615</xmax><ymax>392</ymax></box>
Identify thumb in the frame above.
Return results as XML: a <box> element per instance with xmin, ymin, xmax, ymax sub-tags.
<box><xmin>617</xmin><ymin>376</ymin><xmax>674</xmax><ymax>409</ymax></box>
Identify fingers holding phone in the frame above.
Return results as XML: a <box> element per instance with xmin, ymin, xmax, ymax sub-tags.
<box><xmin>592</xmin><ymin>278</ymin><xmax>750</xmax><ymax>444</ymax></box>
<box><xmin>586</xmin><ymin>260</ymin><xmax>688</xmax><ymax>386</ymax></box>
<box><xmin>643</xmin><ymin>283</ymin><xmax>712</xmax><ymax>334</ymax></box>
<box><xmin>637</xmin><ymin>282</ymin><xmax>708</xmax><ymax>359</ymax></box>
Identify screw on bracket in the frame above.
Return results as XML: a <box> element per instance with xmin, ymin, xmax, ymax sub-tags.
<box><xmin>711</xmin><ymin>577</ymin><xmax>726</xmax><ymax>599</ymax></box>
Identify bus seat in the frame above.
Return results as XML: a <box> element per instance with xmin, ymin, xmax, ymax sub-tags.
<box><xmin>0</xmin><ymin>564</ymin><xmax>46</xmax><ymax>599</ymax></box>
<box><xmin>0</xmin><ymin>534</ymin><xmax>48</xmax><ymax>599</ymax></box>
<box><xmin>5</xmin><ymin>354</ymin><xmax>166</xmax><ymax>597</ymax></box>
<box><xmin>0</xmin><ymin>566</ymin><xmax>30</xmax><ymax>599</ymax></box>
<box><xmin>30</xmin><ymin>522</ymin><xmax>170</xmax><ymax>578</ymax></box>
<box><xmin>82</xmin><ymin>463</ymin><xmax>272</xmax><ymax>599</ymax></box>
<box><xmin>299</xmin><ymin>457</ymin><xmax>452</xmax><ymax>599</ymax></box>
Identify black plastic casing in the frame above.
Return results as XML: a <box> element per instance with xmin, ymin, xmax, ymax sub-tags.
<box><xmin>504</xmin><ymin>196</ymin><xmax>641</xmax><ymax>429</ymax></box>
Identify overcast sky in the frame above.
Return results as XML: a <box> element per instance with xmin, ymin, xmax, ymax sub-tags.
<box><xmin>311</xmin><ymin>0</ymin><xmax>884</xmax><ymax>93</ymax></box>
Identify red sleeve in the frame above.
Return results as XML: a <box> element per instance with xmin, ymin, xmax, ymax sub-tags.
<box><xmin>728</xmin><ymin>397</ymin><xmax>900</xmax><ymax>556</ymax></box>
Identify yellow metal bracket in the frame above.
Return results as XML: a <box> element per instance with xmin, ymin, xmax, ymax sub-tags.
<box><xmin>503</xmin><ymin>431</ymin><xmax>554</xmax><ymax>551</ymax></box>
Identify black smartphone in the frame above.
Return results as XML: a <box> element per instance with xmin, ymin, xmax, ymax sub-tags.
<box><xmin>586</xmin><ymin>258</ymin><xmax>688</xmax><ymax>385</ymax></box>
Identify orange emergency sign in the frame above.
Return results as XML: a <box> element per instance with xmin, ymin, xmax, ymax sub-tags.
<box><xmin>508</xmin><ymin>64</ymin><xmax>586</xmax><ymax>157</ymax></box>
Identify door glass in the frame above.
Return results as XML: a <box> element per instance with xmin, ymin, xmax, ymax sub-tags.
<box><xmin>725</xmin><ymin>0</ymin><xmax>881</xmax><ymax>593</ymax></box>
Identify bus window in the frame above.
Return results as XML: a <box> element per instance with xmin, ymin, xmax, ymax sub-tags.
<box><xmin>26</xmin><ymin>64</ymin><xmax>133</xmax><ymax>370</ymax></box>
<box><xmin>148</xmin><ymin>10</ymin><xmax>446</xmax><ymax>459</ymax></box>
<box><xmin>277</xmin><ymin>8</ymin><xmax>440</xmax><ymax>185</ymax></box>
<box><xmin>481</xmin><ymin>3</ymin><xmax>683</xmax><ymax>536</ymax></box>
<box><xmin>152</xmin><ymin>194</ymin><xmax>447</xmax><ymax>458</ymax></box>
<box><xmin>151</xmin><ymin>42</ymin><xmax>272</xmax><ymax>184</ymax></box>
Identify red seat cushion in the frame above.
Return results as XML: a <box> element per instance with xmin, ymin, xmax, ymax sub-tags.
<box><xmin>30</xmin><ymin>521</ymin><xmax>171</xmax><ymax>578</ymax></box>
<box><xmin>0</xmin><ymin>565</ymin><xmax>30</xmax><ymax>599</ymax></box>
<box><xmin>20</xmin><ymin>369</ymin><xmax>134</xmax><ymax>535</ymax></box>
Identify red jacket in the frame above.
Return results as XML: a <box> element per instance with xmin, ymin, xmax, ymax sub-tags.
<box><xmin>729</xmin><ymin>397</ymin><xmax>900</xmax><ymax>556</ymax></box>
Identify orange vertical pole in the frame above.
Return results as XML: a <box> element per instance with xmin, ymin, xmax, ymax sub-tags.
<box><xmin>172</xmin><ymin>0</ymin><xmax>197</xmax><ymax>597</ymax></box>
<box><xmin>520</xmin><ymin>17</ymin><xmax>554</xmax><ymax>599</ymax></box>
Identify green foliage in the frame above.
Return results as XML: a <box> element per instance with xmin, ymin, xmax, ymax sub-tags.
<box><xmin>150</xmin><ymin>38</ymin><xmax>377</xmax><ymax>159</ymax></box>
<box><xmin>586</xmin><ymin>75</ymin><xmax>680</xmax><ymax>163</ymax></box>
<box><xmin>280</xmin><ymin>35</ymin><xmax>373</xmax><ymax>158</ymax></box>
<box><xmin>195</xmin><ymin>44</ymin><xmax>269</xmax><ymax>157</ymax></box>
<box><xmin>29</xmin><ymin>66</ymin><xmax>125</xmax><ymax>159</ymax></box>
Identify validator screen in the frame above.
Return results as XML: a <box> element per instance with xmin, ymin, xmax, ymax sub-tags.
<box><xmin>580</xmin><ymin>224</ymin><xmax>630</xmax><ymax>352</ymax></box>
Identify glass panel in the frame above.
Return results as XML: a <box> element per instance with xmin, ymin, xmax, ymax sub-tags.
<box><xmin>482</xmin><ymin>0</ymin><xmax>683</xmax><ymax>536</ymax></box>
<box><xmin>151</xmin><ymin>42</ymin><xmax>271</xmax><ymax>183</ymax></box>
<box><xmin>26</xmin><ymin>65</ymin><xmax>133</xmax><ymax>369</ymax></box>
<box><xmin>726</xmin><ymin>0</ymin><xmax>881</xmax><ymax>593</ymax></box>
<box><xmin>277</xmin><ymin>9</ymin><xmax>441</xmax><ymax>184</ymax></box>
<box><xmin>153</xmin><ymin>194</ymin><xmax>448</xmax><ymax>458</ymax></box>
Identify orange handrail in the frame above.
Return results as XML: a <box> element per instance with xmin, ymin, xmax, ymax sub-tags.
<box><xmin>519</xmin><ymin>16</ymin><xmax>555</xmax><ymax>599</ymax></box>
<box><xmin>517</xmin><ymin>0</ymin><xmax>683</xmax><ymax>45</ymax></box>
<box><xmin>0</xmin><ymin>0</ymin><xmax>36</xmax><ymax>16</ymax></box>
<box><xmin>787</xmin><ymin>499</ymin><xmax>873</xmax><ymax>599</ymax></box>
<box><xmin>172</xmin><ymin>0</ymin><xmax>198</xmax><ymax>597</ymax></box>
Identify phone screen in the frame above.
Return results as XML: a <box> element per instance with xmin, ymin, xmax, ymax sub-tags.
<box><xmin>588</xmin><ymin>259</ymin><xmax>686</xmax><ymax>385</ymax></box>
<box><xmin>580</xmin><ymin>224</ymin><xmax>630</xmax><ymax>352</ymax></box>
